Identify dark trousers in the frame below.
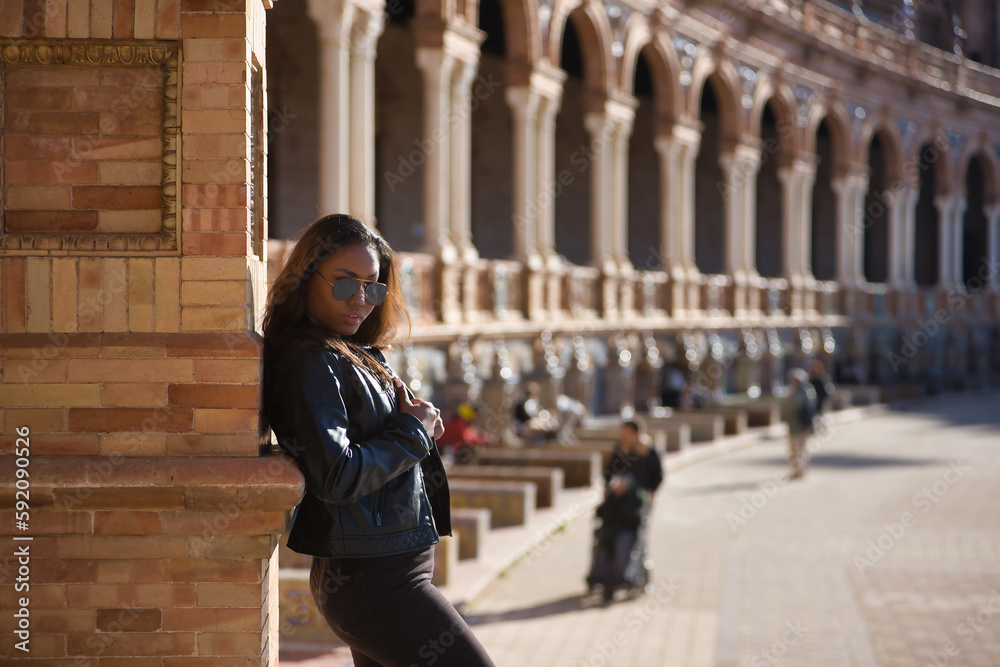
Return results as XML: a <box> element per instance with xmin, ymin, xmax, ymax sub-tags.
<box><xmin>309</xmin><ymin>546</ymin><xmax>495</xmax><ymax>667</ymax></box>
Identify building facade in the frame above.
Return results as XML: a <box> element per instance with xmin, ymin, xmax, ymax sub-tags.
<box><xmin>268</xmin><ymin>0</ymin><xmax>1000</xmax><ymax>424</ymax></box>
<box><xmin>1</xmin><ymin>0</ymin><xmax>999</xmax><ymax>664</ymax></box>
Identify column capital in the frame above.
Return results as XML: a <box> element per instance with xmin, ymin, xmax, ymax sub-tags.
<box><xmin>583</xmin><ymin>110</ymin><xmax>615</xmax><ymax>138</ymax></box>
<box><xmin>349</xmin><ymin>9</ymin><xmax>384</xmax><ymax>57</ymax></box>
<box><xmin>307</xmin><ymin>0</ymin><xmax>354</xmax><ymax>44</ymax></box>
<box><xmin>505</xmin><ymin>86</ymin><xmax>541</xmax><ymax>118</ymax></box>
<box><xmin>415</xmin><ymin>47</ymin><xmax>456</xmax><ymax>81</ymax></box>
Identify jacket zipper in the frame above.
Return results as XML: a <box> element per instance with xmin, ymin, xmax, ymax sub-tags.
<box><xmin>374</xmin><ymin>486</ymin><xmax>385</xmax><ymax>527</ymax></box>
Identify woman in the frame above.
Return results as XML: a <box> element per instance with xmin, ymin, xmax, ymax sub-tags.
<box><xmin>262</xmin><ymin>214</ymin><xmax>494</xmax><ymax>667</ymax></box>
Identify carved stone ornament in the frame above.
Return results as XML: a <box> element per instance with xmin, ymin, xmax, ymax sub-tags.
<box><xmin>0</xmin><ymin>40</ymin><xmax>180</xmax><ymax>253</ymax></box>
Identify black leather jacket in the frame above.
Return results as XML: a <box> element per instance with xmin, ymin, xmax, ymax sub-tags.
<box><xmin>265</xmin><ymin>332</ymin><xmax>450</xmax><ymax>558</ymax></box>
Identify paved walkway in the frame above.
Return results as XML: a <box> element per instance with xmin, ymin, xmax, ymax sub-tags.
<box><xmin>282</xmin><ymin>392</ymin><xmax>1000</xmax><ymax>666</ymax></box>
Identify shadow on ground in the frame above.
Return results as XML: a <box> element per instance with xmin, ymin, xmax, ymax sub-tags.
<box><xmin>466</xmin><ymin>592</ymin><xmax>610</xmax><ymax>626</ymax></box>
<box><xmin>885</xmin><ymin>391</ymin><xmax>1000</xmax><ymax>432</ymax></box>
<box><xmin>745</xmin><ymin>453</ymin><xmax>941</xmax><ymax>469</ymax></box>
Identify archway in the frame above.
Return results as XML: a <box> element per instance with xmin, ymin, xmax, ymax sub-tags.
<box><xmin>374</xmin><ymin>4</ymin><xmax>423</xmax><ymax>251</ymax></box>
<box><xmin>963</xmin><ymin>154</ymin><xmax>990</xmax><ymax>287</ymax></box>
<box><xmin>754</xmin><ymin>101</ymin><xmax>785</xmax><ymax>278</ymax></box>
<box><xmin>863</xmin><ymin>131</ymin><xmax>892</xmax><ymax>283</ymax></box>
<box><xmin>914</xmin><ymin>142</ymin><xmax>943</xmax><ymax>287</ymax></box>
<box><xmin>471</xmin><ymin>0</ymin><xmax>514</xmax><ymax>259</ymax></box>
<box><xmin>811</xmin><ymin>118</ymin><xmax>838</xmax><ymax>281</ymax></box>
<box><xmin>553</xmin><ymin>14</ymin><xmax>593</xmax><ymax>265</ymax></box>
<box><xmin>627</xmin><ymin>48</ymin><xmax>660</xmax><ymax>269</ymax></box>
<box><xmin>265</xmin><ymin>0</ymin><xmax>320</xmax><ymax>239</ymax></box>
<box><xmin>693</xmin><ymin>77</ymin><xmax>726</xmax><ymax>275</ymax></box>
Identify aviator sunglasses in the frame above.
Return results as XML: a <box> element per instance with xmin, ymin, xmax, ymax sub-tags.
<box><xmin>316</xmin><ymin>273</ymin><xmax>388</xmax><ymax>306</ymax></box>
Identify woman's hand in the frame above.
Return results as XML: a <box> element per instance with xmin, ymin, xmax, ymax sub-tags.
<box><xmin>396</xmin><ymin>379</ymin><xmax>445</xmax><ymax>440</ymax></box>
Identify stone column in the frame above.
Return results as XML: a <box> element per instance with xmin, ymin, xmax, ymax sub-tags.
<box><xmin>902</xmin><ymin>185</ymin><xmax>919</xmax><ymax>288</ymax></box>
<box><xmin>780</xmin><ymin>157</ymin><xmax>816</xmax><ymax>316</ymax></box>
<box><xmin>891</xmin><ymin>184</ymin><xmax>918</xmax><ymax>315</ymax></box>
<box><xmin>349</xmin><ymin>10</ymin><xmax>383</xmax><ymax>226</ymax></box>
<box><xmin>507</xmin><ymin>86</ymin><xmax>544</xmax><ymax>316</ymax></box>
<box><xmin>654</xmin><ymin>126</ymin><xmax>701</xmax><ymax>316</ymax></box>
<box><xmin>611</xmin><ymin>112</ymin><xmax>635</xmax><ymax>273</ymax></box>
<box><xmin>720</xmin><ymin>142</ymin><xmax>761</xmax><ymax>315</ymax></box>
<box><xmin>507</xmin><ymin>86</ymin><xmax>541</xmax><ymax>267</ymax></box>
<box><xmin>451</xmin><ymin>59</ymin><xmax>479</xmax><ymax>264</ymax></box>
<box><xmin>935</xmin><ymin>195</ymin><xmax>957</xmax><ymax>289</ymax></box>
<box><xmin>987</xmin><ymin>205</ymin><xmax>1000</xmax><ymax>291</ymax></box>
<box><xmin>952</xmin><ymin>196</ymin><xmax>967</xmax><ymax>287</ymax></box>
<box><xmin>584</xmin><ymin>111</ymin><xmax>618</xmax><ymax>316</ymax></box>
<box><xmin>584</xmin><ymin>111</ymin><xmax>617</xmax><ymax>273</ymax></box>
<box><xmin>888</xmin><ymin>185</ymin><xmax>912</xmax><ymax>288</ymax></box>
<box><xmin>798</xmin><ymin>159</ymin><xmax>818</xmax><ymax>313</ymax></box>
<box><xmin>309</xmin><ymin>0</ymin><xmax>355</xmax><ymax>214</ymax></box>
<box><xmin>415</xmin><ymin>48</ymin><xmax>457</xmax><ymax>262</ymax></box>
<box><xmin>538</xmin><ymin>94</ymin><xmax>564</xmax><ymax>313</ymax></box>
<box><xmin>833</xmin><ymin>171</ymin><xmax>867</xmax><ymax>313</ymax></box>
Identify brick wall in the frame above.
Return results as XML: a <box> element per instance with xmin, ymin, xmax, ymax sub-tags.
<box><xmin>0</xmin><ymin>0</ymin><xmax>303</xmax><ymax>664</ymax></box>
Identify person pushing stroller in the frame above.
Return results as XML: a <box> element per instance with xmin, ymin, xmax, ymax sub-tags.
<box><xmin>586</xmin><ymin>417</ymin><xmax>664</xmax><ymax>601</ymax></box>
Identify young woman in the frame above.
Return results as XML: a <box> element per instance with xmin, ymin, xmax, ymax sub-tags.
<box><xmin>262</xmin><ymin>214</ymin><xmax>494</xmax><ymax>667</ymax></box>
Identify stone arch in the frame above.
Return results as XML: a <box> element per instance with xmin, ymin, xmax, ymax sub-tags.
<box><xmin>960</xmin><ymin>148</ymin><xmax>998</xmax><ymax>287</ymax></box>
<box><xmin>913</xmin><ymin>137</ymin><xmax>947</xmax><ymax>287</ymax></box>
<box><xmin>909</xmin><ymin>124</ymin><xmax>954</xmax><ymax>195</ymax></box>
<box><xmin>478</xmin><ymin>0</ymin><xmax>541</xmax><ymax>65</ymax></box>
<box><xmin>861</xmin><ymin>117</ymin><xmax>906</xmax><ymax>187</ymax></box>
<box><xmin>807</xmin><ymin>101</ymin><xmax>853</xmax><ymax>177</ymax></box>
<box><xmin>811</xmin><ymin>113</ymin><xmax>845</xmax><ymax>282</ymax></box>
<box><xmin>549</xmin><ymin>0</ymin><xmax>615</xmax><ymax>104</ymax></box>
<box><xmin>624</xmin><ymin>23</ymin><xmax>670</xmax><ymax>271</ymax></box>
<box><xmin>957</xmin><ymin>140</ymin><xmax>1000</xmax><ymax>206</ymax></box>
<box><xmin>689</xmin><ymin>56</ymin><xmax>742</xmax><ymax>148</ymax></box>
<box><xmin>754</xmin><ymin>94</ymin><xmax>796</xmax><ymax>279</ymax></box>
<box><xmin>692</xmin><ymin>69</ymin><xmax>737</xmax><ymax>275</ymax></box>
<box><xmin>862</xmin><ymin>124</ymin><xmax>901</xmax><ymax>283</ymax></box>
<box><xmin>750</xmin><ymin>79</ymin><xmax>799</xmax><ymax>163</ymax></box>
<box><xmin>620</xmin><ymin>17</ymin><xmax>679</xmax><ymax>122</ymax></box>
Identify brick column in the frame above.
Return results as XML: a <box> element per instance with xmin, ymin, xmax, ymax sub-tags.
<box><xmin>0</xmin><ymin>0</ymin><xmax>304</xmax><ymax>664</ymax></box>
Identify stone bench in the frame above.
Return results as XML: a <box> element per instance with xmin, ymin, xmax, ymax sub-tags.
<box><xmin>449</xmin><ymin>478</ymin><xmax>536</xmax><ymax>528</ymax></box>
<box><xmin>644</xmin><ymin>409</ymin><xmax>725</xmax><ymax>443</ymax></box>
<box><xmin>432</xmin><ymin>534</ymin><xmax>458</xmax><ymax>586</ymax></box>
<box><xmin>553</xmin><ymin>438</ymin><xmax>618</xmax><ymax>468</ymax></box>
<box><xmin>450</xmin><ymin>507</ymin><xmax>491</xmax><ymax>561</ymax></box>
<box><xmin>574</xmin><ymin>422</ymin><xmax>691</xmax><ymax>453</ymax></box>
<box><xmin>714</xmin><ymin>401</ymin><xmax>782</xmax><ymax>427</ymax></box>
<box><xmin>830</xmin><ymin>385</ymin><xmax>882</xmax><ymax>405</ymax></box>
<box><xmin>448</xmin><ymin>465</ymin><xmax>564</xmax><ymax>508</ymax></box>
<box><xmin>475</xmin><ymin>448</ymin><xmax>602</xmax><ymax>488</ymax></box>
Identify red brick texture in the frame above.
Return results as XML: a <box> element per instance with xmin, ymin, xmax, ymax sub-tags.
<box><xmin>0</xmin><ymin>332</ymin><xmax>298</xmax><ymax>662</ymax></box>
<box><xmin>3</xmin><ymin>64</ymin><xmax>165</xmax><ymax>235</ymax></box>
<box><xmin>0</xmin><ymin>0</ymin><xmax>274</xmax><ymax>661</ymax></box>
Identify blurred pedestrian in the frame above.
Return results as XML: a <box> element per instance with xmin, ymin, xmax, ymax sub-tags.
<box><xmin>782</xmin><ymin>368</ymin><xmax>817</xmax><ymax>479</ymax></box>
<box><xmin>439</xmin><ymin>402</ymin><xmax>492</xmax><ymax>464</ymax></box>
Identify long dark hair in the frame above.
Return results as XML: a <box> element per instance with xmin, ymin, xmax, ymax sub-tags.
<box><xmin>262</xmin><ymin>214</ymin><xmax>409</xmax><ymax>387</ymax></box>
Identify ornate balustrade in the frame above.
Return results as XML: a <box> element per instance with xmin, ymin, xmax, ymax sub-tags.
<box><xmin>397</xmin><ymin>252</ymin><xmax>439</xmax><ymax>325</ymax></box>
<box><xmin>266</xmin><ymin>241</ymin><xmax>860</xmax><ymax>336</ymax></box>
<box><xmin>757</xmin><ymin>277</ymin><xmax>791</xmax><ymax>317</ymax></box>
<box><xmin>862</xmin><ymin>282</ymin><xmax>890</xmax><ymax>319</ymax></box>
<box><xmin>701</xmin><ymin>274</ymin><xmax>734</xmax><ymax>317</ymax></box>
<box><xmin>473</xmin><ymin>259</ymin><xmax>523</xmax><ymax>322</ymax></box>
<box><xmin>562</xmin><ymin>265</ymin><xmax>601</xmax><ymax>318</ymax></box>
<box><xmin>633</xmin><ymin>270</ymin><xmax>670</xmax><ymax>318</ymax></box>
<box><xmin>813</xmin><ymin>280</ymin><xmax>840</xmax><ymax>317</ymax></box>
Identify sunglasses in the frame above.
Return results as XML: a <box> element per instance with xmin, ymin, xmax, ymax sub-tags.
<box><xmin>316</xmin><ymin>274</ymin><xmax>388</xmax><ymax>306</ymax></box>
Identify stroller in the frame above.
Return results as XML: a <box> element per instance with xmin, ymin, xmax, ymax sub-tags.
<box><xmin>585</xmin><ymin>481</ymin><xmax>654</xmax><ymax>601</ymax></box>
